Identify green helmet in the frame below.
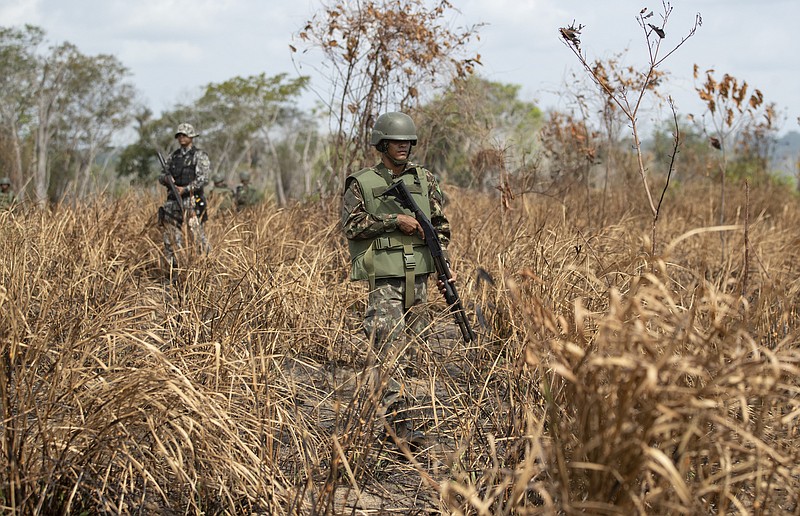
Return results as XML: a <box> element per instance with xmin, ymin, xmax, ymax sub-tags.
<box><xmin>212</xmin><ymin>173</ymin><xmax>225</xmax><ymax>183</ymax></box>
<box><xmin>370</xmin><ymin>112</ymin><xmax>417</xmax><ymax>147</ymax></box>
<box><xmin>175</xmin><ymin>123</ymin><xmax>199</xmax><ymax>138</ymax></box>
<box><xmin>239</xmin><ymin>170</ymin><xmax>251</xmax><ymax>182</ymax></box>
<box><xmin>0</xmin><ymin>177</ymin><xmax>10</xmax><ymax>186</ymax></box>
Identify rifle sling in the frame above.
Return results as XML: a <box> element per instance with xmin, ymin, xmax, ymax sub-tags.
<box><xmin>403</xmin><ymin>242</ymin><xmax>415</xmax><ymax>309</ymax></box>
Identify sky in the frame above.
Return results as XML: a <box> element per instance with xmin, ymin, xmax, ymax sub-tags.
<box><xmin>1</xmin><ymin>0</ymin><xmax>799</xmax><ymax>136</ymax></box>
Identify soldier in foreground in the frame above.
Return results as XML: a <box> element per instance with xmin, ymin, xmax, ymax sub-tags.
<box><xmin>158</xmin><ymin>123</ymin><xmax>210</xmax><ymax>270</ymax></box>
<box><xmin>341</xmin><ymin>111</ymin><xmax>457</xmax><ymax>445</ymax></box>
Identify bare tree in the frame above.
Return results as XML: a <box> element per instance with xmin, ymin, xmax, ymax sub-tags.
<box><xmin>559</xmin><ymin>2</ymin><xmax>701</xmax><ymax>254</ymax></box>
<box><xmin>32</xmin><ymin>42</ymin><xmax>79</xmax><ymax>205</ymax></box>
<box><xmin>293</xmin><ymin>0</ymin><xmax>482</xmax><ymax>187</ymax></box>
<box><xmin>56</xmin><ymin>53</ymin><xmax>135</xmax><ymax>199</ymax></box>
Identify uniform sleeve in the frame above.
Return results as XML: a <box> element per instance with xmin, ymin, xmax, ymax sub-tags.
<box><xmin>426</xmin><ymin>170</ymin><xmax>451</xmax><ymax>250</ymax></box>
<box><xmin>341</xmin><ymin>178</ymin><xmax>398</xmax><ymax>240</ymax></box>
<box><xmin>190</xmin><ymin>150</ymin><xmax>210</xmax><ymax>191</ymax></box>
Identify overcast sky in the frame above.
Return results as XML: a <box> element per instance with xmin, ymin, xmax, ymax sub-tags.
<box><xmin>2</xmin><ymin>0</ymin><xmax>798</xmax><ymax>135</ymax></box>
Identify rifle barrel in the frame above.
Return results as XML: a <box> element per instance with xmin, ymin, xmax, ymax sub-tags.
<box><xmin>383</xmin><ymin>180</ymin><xmax>476</xmax><ymax>342</ymax></box>
<box><xmin>156</xmin><ymin>151</ymin><xmax>185</xmax><ymax>221</ymax></box>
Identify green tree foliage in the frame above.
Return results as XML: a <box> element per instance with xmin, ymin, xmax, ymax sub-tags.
<box><xmin>0</xmin><ymin>25</ymin><xmax>44</xmax><ymax>189</ymax></box>
<box><xmin>414</xmin><ymin>76</ymin><xmax>542</xmax><ymax>189</ymax></box>
<box><xmin>194</xmin><ymin>72</ymin><xmax>310</xmax><ymax>205</ymax></box>
<box><xmin>117</xmin><ymin>108</ymin><xmax>161</xmax><ymax>182</ymax></box>
<box><xmin>138</xmin><ymin>73</ymin><xmax>312</xmax><ymax>205</ymax></box>
<box><xmin>648</xmin><ymin>116</ymin><xmax>711</xmax><ymax>185</ymax></box>
<box><xmin>0</xmin><ymin>25</ymin><xmax>136</xmax><ymax>204</ymax></box>
<box><xmin>271</xmin><ymin>111</ymin><xmax>327</xmax><ymax>200</ymax></box>
<box><xmin>51</xmin><ymin>52</ymin><xmax>136</xmax><ymax>199</ymax></box>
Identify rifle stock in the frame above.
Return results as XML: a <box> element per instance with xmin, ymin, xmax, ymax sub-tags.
<box><xmin>382</xmin><ymin>180</ymin><xmax>476</xmax><ymax>342</ymax></box>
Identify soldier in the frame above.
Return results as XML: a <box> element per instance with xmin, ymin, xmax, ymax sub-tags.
<box><xmin>234</xmin><ymin>170</ymin><xmax>260</xmax><ymax>211</ymax></box>
<box><xmin>341</xmin><ymin>111</ymin><xmax>457</xmax><ymax>445</ymax></box>
<box><xmin>0</xmin><ymin>177</ymin><xmax>15</xmax><ymax>209</ymax></box>
<box><xmin>158</xmin><ymin>123</ymin><xmax>210</xmax><ymax>269</ymax></box>
<box><xmin>208</xmin><ymin>172</ymin><xmax>234</xmax><ymax>213</ymax></box>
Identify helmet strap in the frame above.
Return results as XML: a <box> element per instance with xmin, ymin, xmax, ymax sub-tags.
<box><xmin>382</xmin><ymin>149</ymin><xmax>409</xmax><ymax>167</ymax></box>
<box><xmin>378</xmin><ymin>140</ymin><xmax>413</xmax><ymax>167</ymax></box>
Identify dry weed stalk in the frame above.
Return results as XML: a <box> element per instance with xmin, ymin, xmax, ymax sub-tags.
<box><xmin>560</xmin><ymin>2</ymin><xmax>701</xmax><ymax>255</ymax></box>
<box><xmin>692</xmin><ymin>67</ymin><xmax>776</xmax><ymax>266</ymax></box>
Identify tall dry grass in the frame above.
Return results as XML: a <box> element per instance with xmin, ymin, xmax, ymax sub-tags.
<box><xmin>1</xmin><ymin>181</ymin><xmax>799</xmax><ymax>514</ymax></box>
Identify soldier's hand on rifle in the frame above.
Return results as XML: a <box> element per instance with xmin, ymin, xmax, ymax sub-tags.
<box><xmin>437</xmin><ymin>270</ymin><xmax>457</xmax><ymax>297</ymax></box>
<box><xmin>397</xmin><ymin>213</ymin><xmax>424</xmax><ymax>239</ymax></box>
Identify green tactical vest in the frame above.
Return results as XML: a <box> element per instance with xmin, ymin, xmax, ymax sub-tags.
<box><xmin>347</xmin><ymin>165</ymin><xmax>436</xmax><ymax>304</ymax></box>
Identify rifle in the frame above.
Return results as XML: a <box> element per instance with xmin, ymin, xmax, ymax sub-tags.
<box><xmin>382</xmin><ymin>180</ymin><xmax>476</xmax><ymax>342</ymax></box>
<box><xmin>156</xmin><ymin>151</ymin><xmax>184</xmax><ymax>224</ymax></box>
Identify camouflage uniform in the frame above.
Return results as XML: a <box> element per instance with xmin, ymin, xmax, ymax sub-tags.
<box><xmin>234</xmin><ymin>171</ymin><xmax>260</xmax><ymax>211</ymax></box>
<box><xmin>343</xmin><ymin>158</ymin><xmax>450</xmax><ymax>447</ymax></box>
<box><xmin>344</xmin><ymin>112</ymin><xmax>451</xmax><ymax>446</ymax></box>
<box><xmin>0</xmin><ymin>177</ymin><xmax>15</xmax><ymax>209</ymax></box>
<box><xmin>159</xmin><ymin>123</ymin><xmax>210</xmax><ymax>267</ymax></box>
<box><xmin>342</xmin><ymin>162</ymin><xmax>450</xmax><ymax>349</ymax></box>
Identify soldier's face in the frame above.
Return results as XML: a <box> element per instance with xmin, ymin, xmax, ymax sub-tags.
<box><xmin>386</xmin><ymin>140</ymin><xmax>411</xmax><ymax>162</ymax></box>
<box><xmin>176</xmin><ymin>134</ymin><xmax>192</xmax><ymax>146</ymax></box>
<box><xmin>0</xmin><ymin>184</ymin><xmax>8</xmax><ymax>192</ymax></box>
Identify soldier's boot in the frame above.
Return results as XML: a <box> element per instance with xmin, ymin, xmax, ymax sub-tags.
<box><xmin>383</xmin><ymin>394</ymin><xmax>428</xmax><ymax>454</ymax></box>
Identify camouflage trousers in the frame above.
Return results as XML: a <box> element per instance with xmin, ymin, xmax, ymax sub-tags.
<box><xmin>160</xmin><ymin>198</ymin><xmax>210</xmax><ymax>267</ymax></box>
<box><xmin>365</xmin><ymin>276</ymin><xmax>433</xmax><ymax>442</ymax></box>
<box><xmin>365</xmin><ymin>275</ymin><xmax>430</xmax><ymax>361</ymax></box>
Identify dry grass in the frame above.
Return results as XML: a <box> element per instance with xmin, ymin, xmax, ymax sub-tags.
<box><xmin>1</xmin><ymin>182</ymin><xmax>799</xmax><ymax>514</ymax></box>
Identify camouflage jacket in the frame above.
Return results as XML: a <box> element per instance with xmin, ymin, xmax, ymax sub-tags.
<box><xmin>209</xmin><ymin>185</ymin><xmax>234</xmax><ymax>211</ymax></box>
<box><xmin>0</xmin><ymin>190</ymin><xmax>15</xmax><ymax>209</ymax></box>
<box><xmin>234</xmin><ymin>184</ymin><xmax>260</xmax><ymax>209</ymax></box>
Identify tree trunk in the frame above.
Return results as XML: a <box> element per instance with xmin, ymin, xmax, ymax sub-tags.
<box><xmin>34</xmin><ymin>119</ymin><xmax>50</xmax><ymax>206</ymax></box>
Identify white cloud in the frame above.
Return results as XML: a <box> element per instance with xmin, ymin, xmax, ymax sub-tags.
<box><xmin>0</xmin><ymin>0</ymin><xmax>42</xmax><ymax>24</ymax></box>
<box><xmin>106</xmin><ymin>0</ymin><xmax>240</xmax><ymax>32</ymax></box>
<box><xmin>118</xmin><ymin>39</ymin><xmax>203</xmax><ymax>66</ymax></box>
<box><xmin>2</xmin><ymin>0</ymin><xmax>797</xmax><ymax>130</ymax></box>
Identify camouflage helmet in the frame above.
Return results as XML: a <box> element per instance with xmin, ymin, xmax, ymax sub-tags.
<box><xmin>175</xmin><ymin>123</ymin><xmax>199</xmax><ymax>138</ymax></box>
<box><xmin>370</xmin><ymin>112</ymin><xmax>417</xmax><ymax>147</ymax></box>
<box><xmin>0</xmin><ymin>177</ymin><xmax>10</xmax><ymax>186</ymax></box>
<box><xmin>212</xmin><ymin>173</ymin><xmax>226</xmax><ymax>183</ymax></box>
<box><xmin>239</xmin><ymin>170</ymin><xmax>251</xmax><ymax>182</ymax></box>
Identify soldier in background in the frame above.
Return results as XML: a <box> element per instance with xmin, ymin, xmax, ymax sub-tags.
<box><xmin>158</xmin><ymin>123</ymin><xmax>210</xmax><ymax>269</ymax></box>
<box><xmin>0</xmin><ymin>177</ymin><xmax>15</xmax><ymax>209</ymax></box>
<box><xmin>208</xmin><ymin>173</ymin><xmax>234</xmax><ymax>213</ymax></box>
<box><xmin>234</xmin><ymin>170</ymin><xmax>261</xmax><ymax>211</ymax></box>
